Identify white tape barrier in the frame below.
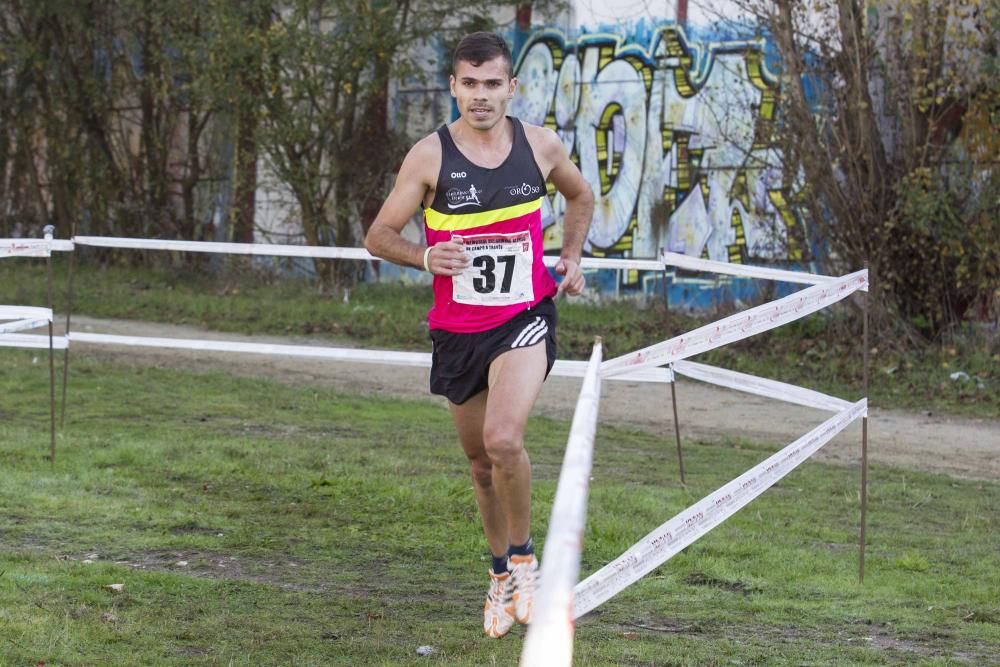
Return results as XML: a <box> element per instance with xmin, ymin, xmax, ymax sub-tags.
<box><xmin>68</xmin><ymin>236</ymin><xmax>663</xmax><ymax>272</ymax></box>
<box><xmin>522</xmin><ymin>341</ymin><xmax>603</xmax><ymax>667</ymax></box>
<box><xmin>0</xmin><ymin>306</ymin><xmax>61</xmax><ymax>347</ymax></box>
<box><xmin>73</xmin><ymin>236</ymin><xmax>373</xmax><ymax>260</ymax></box>
<box><xmin>601</xmin><ymin>269</ymin><xmax>868</xmax><ymax>379</ymax></box>
<box><xmin>555</xmin><ymin>360</ymin><xmax>671</xmax><ymax>384</ymax></box>
<box><xmin>0</xmin><ymin>333</ymin><xmax>69</xmax><ymax>350</ymax></box>
<box><xmin>673</xmin><ymin>360</ymin><xmax>852</xmax><ymax>413</ymax></box>
<box><xmin>68</xmin><ymin>332</ymin><xmax>430</xmax><ymax>365</ymax></box>
<box><xmin>1</xmin><ymin>238</ymin><xmax>75</xmax><ymax>257</ymax></box>
<box><xmin>53</xmin><ymin>332</ymin><xmax>671</xmax><ymax>384</ymax></box>
<box><xmin>0</xmin><ymin>306</ymin><xmax>53</xmax><ymax>335</ymax></box>
<box><xmin>0</xmin><ymin>318</ymin><xmax>52</xmax><ymax>334</ymax></box>
<box><xmin>572</xmin><ymin>398</ymin><xmax>867</xmax><ymax>618</ymax></box>
<box><xmin>0</xmin><ymin>306</ymin><xmax>54</xmax><ymax>321</ymax></box>
<box><xmin>661</xmin><ymin>251</ymin><xmax>839</xmax><ymax>287</ymax></box>
<box><xmin>568</xmin><ymin>256</ymin><xmax>664</xmax><ymax>271</ymax></box>
<box><xmin>2</xmin><ymin>239</ymin><xmax>52</xmax><ymax>258</ymax></box>
<box><xmin>6</xmin><ymin>235</ymin><xmax>847</xmax><ymax>280</ymax></box>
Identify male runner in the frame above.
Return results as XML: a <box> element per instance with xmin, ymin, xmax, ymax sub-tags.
<box><xmin>364</xmin><ymin>32</ymin><xmax>593</xmax><ymax>638</ymax></box>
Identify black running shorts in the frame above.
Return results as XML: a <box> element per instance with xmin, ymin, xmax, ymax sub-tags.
<box><xmin>429</xmin><ymin>298</ymin><xmax>557</xmax><ymax>405</ymax></box>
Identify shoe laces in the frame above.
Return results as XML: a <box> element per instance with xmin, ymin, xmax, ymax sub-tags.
<box><xmin>487</xmin><ymin>570</ymin><xmax>511</xmax><ymax>604</ymax></box>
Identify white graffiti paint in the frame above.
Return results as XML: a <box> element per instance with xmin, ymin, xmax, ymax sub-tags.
<box><xmin>512</xmin><ymin>27</ymin><xmax>793</xmax><ymax>264</ymax></box>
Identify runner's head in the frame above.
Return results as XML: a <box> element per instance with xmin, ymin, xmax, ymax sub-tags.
<box><xmin>453</xmin><ymin>32</ymin><xmax>513</xmax><ymax>79</ymax></box>
<box><xmin>450</xmin><ymin>33</ymin><xmax>516</xmax><ymax>131</ymax></box>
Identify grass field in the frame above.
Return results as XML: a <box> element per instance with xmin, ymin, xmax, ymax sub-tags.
<box><xmin>2</xmin><ymin>351</ymin><xmax>998</xmax><ymax>665</ymax></box>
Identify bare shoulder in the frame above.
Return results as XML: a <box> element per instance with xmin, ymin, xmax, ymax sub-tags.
<box><xmin>521</xmin><ymin>121</ymin><xmax>567</xmax><ymax>177</ymax></box>
<box><xmin>522</xmin><ymin>121</ymin><xmax>562</xmax><ymax>155</ymax></box>
<box><xmin>401</xmin><ymin>132</ymin><xmax>442</xmax><ymax>182</ymax></box>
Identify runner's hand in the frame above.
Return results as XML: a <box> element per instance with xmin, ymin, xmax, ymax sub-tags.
<box><xmin>426</xmin><ymin>237</ymin><xmax>469</xmax><ymax>276</ymax></box>
<box><xmin>555</xmin><ymin>257</ymin><xmax>585</xmax><ymax>297</ymax></box>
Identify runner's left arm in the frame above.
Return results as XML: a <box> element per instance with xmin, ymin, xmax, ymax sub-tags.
<box><xmin>541</xmin><ymin>131</ymin><xmax>593</xmax><ymax>296</ymax></box>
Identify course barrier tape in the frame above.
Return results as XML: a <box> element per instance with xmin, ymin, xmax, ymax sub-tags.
<box><xmin>2</xmin><ymin>239</ymin><xmax>52</xmax><ymax>258</ymax></box>
<box><xmin>0</xmin><ymin>305</ymin><xmax>54</xmax><ymax>320</ymax></box>
<box><xmin>672</xmin><ymin>360</ymin><xmax>852</xmax><ymax>413</ymax></box>
<box><xmin>572</xmin><ymin>398</ymin><xmax>867</xmax><ymax>618</ymax></box>
<box><xmin>556</xmin><ymin>360</ymin><xmax>670</xmax><ymax>384</ymax></box>
<box><xmin>601</xmin><ymin>269</ymin><xmax>869</xmax><ymax>379</ymax></box>
<box><xmin>0</xmin><ymin>333</ymin><xmax>68</xmax><ymax>350</ymax></box>
<box><xmin>1</xmin><ymin>307</ymin><xmax>51</xmax><ymax>342</ymax></box>
<box><xmin>569</xmin><ymin>256</ymin><xmax>664</xmax><ymax>271</ymax></box>
<box><xmin>44</xmin><ymin>332</ymin><xmax>672</xmax><ymax>384</ymax></box>
<box><xmin>73</xmin><ymin>236</ymin><xmax>374</xmax><ymax>260</ymax></box>
<box><xmin>6</xmin><ymin>331</ymin><xmax>858</xmax><ymax>414</ymax></box>
<box><xmin>1</xmin><ymin>238</ymin><xmax>74</xmax><ymax>257</ymax></box>
<box><xmin>522</xmin><ymin>340</ymin><xmax>603</xmax><ymax>667</ymax></box>
<box><xmin>7</xmin><ymin>236</ymin><xmax>856</xmax><ymax>285</ymax></box>
<box><xmin>68</xmin><ymin>332</ymin><xmax>431</xmax><ymax>365</ymax></box>
<box><xmin>10</xmin><ymin>236</ymin><xmax>858</xmax><ymax>281</ymax></box>
<box><xmin>661</xmin><ymin>251</ymin><xmax>840</xmax><ymax>287</ymax></box>
<box><xmin>66</xmin><ymin>236</ymin><xmax>666</xmax><ymax>271</ymax></box>
<box><xmin>0</xmin><ymin>318</ymin><xmax>52</xmax><ymax>335</ymax></box>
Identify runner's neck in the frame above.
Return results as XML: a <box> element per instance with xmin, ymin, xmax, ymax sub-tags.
<box><xmin>449</xmin><ymin>117</ymin><xmax>514</xmax><ymax>169</ymax></box>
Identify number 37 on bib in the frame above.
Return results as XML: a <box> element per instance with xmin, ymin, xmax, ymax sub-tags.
<box><xmin>452</xmin><ymin>231</ymin><xmax>534</xmax><ymax>307</ymax></box>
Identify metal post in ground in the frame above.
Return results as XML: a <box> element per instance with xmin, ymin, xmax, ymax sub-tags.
<box><xmin>60</xmin><ymin>225</ymin><xmax>78</xmax><ymax>428</ymax></box>
<box><xmin>44</xmin><ymin>225</ymin><xmax>57</xmax><ymax>462</ymax></box>
<box><xmin>859</xmin><ymin>263</ymin><xmax>870</xmax><ymax>583</ymax></box>
<box><xmin>670</xmin><ymin>365</ymin><xmax>685</xmax><ymax>485</ymax></box>
<box><xmin>661</xmin><ymin>267</ymin><xmax>670</xmax><ymax>334</ymax></box>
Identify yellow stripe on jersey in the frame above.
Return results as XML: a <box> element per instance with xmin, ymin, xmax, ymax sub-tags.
<box><xmin>425</xmin><ymin>198</ymin><xmax>543</xmax><ymax>232</ymax></box>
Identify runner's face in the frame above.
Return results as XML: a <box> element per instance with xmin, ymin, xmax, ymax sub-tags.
<box><xmin>450</xmin><ymin>56</ymin><xmax>516</xmax><ymax>131</ymax></box>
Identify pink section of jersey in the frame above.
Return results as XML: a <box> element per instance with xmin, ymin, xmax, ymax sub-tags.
<box><xmin>426</xmin><ymin>209</ymin><xmax>557</xmax><ymax>333</ymax></box>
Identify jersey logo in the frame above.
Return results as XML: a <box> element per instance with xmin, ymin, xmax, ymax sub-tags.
<box><xmin>446</xmin><ymin>184</ymin><xmax>482</xmax><ymax>209</ymax></box>
<box><xmin>506</xmin><ymin>182</ymin><xmax>541</xmax><ymax>198</ymax></box>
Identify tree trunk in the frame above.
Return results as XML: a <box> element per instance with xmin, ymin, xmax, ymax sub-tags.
<box><xmin>331</xmin><ymin>70</ymin><xmax>362</xmax><ymax>288</ymax></box>
<box><xmin>231</xmin><ymin>6</ymin><xmax>270</xmax><ymax>245</ymax></box>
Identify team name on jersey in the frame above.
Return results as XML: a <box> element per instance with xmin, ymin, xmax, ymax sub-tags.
<box><xmin>446</xmin><ymin>184</ymin><xmax>482</xmax><ymax>209</ymax></box>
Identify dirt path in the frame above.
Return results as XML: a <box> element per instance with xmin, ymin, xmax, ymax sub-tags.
<box><xmin>61</xmin><ymin>316</ymin><xmax>1000</xmax><ymax>482</ymax></box>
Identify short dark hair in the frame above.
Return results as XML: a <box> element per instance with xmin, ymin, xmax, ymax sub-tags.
<box><xmin>452</xmin><ymin>32</ymin><xmax>513</xmax><ymax>78</ymax></box>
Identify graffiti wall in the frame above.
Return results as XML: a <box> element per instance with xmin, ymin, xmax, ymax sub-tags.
<box><xmin>510</xmin><ymin>25</ymin><xmax>809</xmax><ymax>298</ymax></box>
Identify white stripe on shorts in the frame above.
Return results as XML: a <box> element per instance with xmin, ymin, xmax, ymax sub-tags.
<box><xmin>511</xmin><ymin>317</ymin><xmax>548</xmax><ymax>348</ymax></box>
<box><xmin>522</xmin><ymin>323</ymin><xmax>549</xmax><ymax>347</ymax></box>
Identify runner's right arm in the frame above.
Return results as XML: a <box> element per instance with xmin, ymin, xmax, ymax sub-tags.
<box><xmin>365</xmin><ymin>136</ymin><xmax>469</xmax><ymax>277</ymax></box>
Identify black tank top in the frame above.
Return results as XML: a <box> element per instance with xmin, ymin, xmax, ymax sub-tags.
<box><xmin>428</xmin><ymin>117</ymin><xmax>546</xmax><ymax>215</ymax></box>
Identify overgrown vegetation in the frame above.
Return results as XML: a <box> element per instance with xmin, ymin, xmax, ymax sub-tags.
<box><xmin>0</xmin><ymin>0</ymin><xmax>508</xmax><ymax>284</ymax></box>
<box><xmin>726</xmin><ymin>0</ymin><xmax>1000</xmax><ymax>340</ymax></box>
<box><xmin>1</xmin><ymin>352</ymin><xmax>998</xmax><ymax>664</ymax></box>
<box><xmin>3</xmin><ymin>260</ymin><xmax>997</xmax><ymax>417</ymax></box>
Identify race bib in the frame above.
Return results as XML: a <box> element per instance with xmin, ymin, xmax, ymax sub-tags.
<box><xmin>452</xmin><ymin>231</ymin><xmax>534</xmax><ymax>306</ymax></box>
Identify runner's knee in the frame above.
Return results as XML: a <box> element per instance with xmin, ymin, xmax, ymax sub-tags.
<box><xmin>483</xmin><ymin>424</ymin><xmax>524</xmax><ymax>467</ymax></box>
<box><xmin>468</xmin><ymin>455</ymin><xmax>494</xmax><ymax>488</ymax></box>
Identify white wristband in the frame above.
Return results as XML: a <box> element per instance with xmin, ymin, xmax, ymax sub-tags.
<box><xmin>422</xmin><ymin>246</ymin><xmax>433</xmax><ymax>272</ymax></box>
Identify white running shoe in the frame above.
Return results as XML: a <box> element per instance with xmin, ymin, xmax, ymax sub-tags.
<box><xmin>483</xmin><ymin>569</ymin><xmax>516</xmax><ymax>638</ymax></box>
<box><xmin>508</xmin><ymin>554</ymin><xmax>538</xmax><ymax>625</ymax></box>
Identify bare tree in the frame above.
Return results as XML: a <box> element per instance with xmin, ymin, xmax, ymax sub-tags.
<box><xmin>708</xmin><ymin>0</ymin><xmax>999</xmax><ymax>340</ymax></box>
